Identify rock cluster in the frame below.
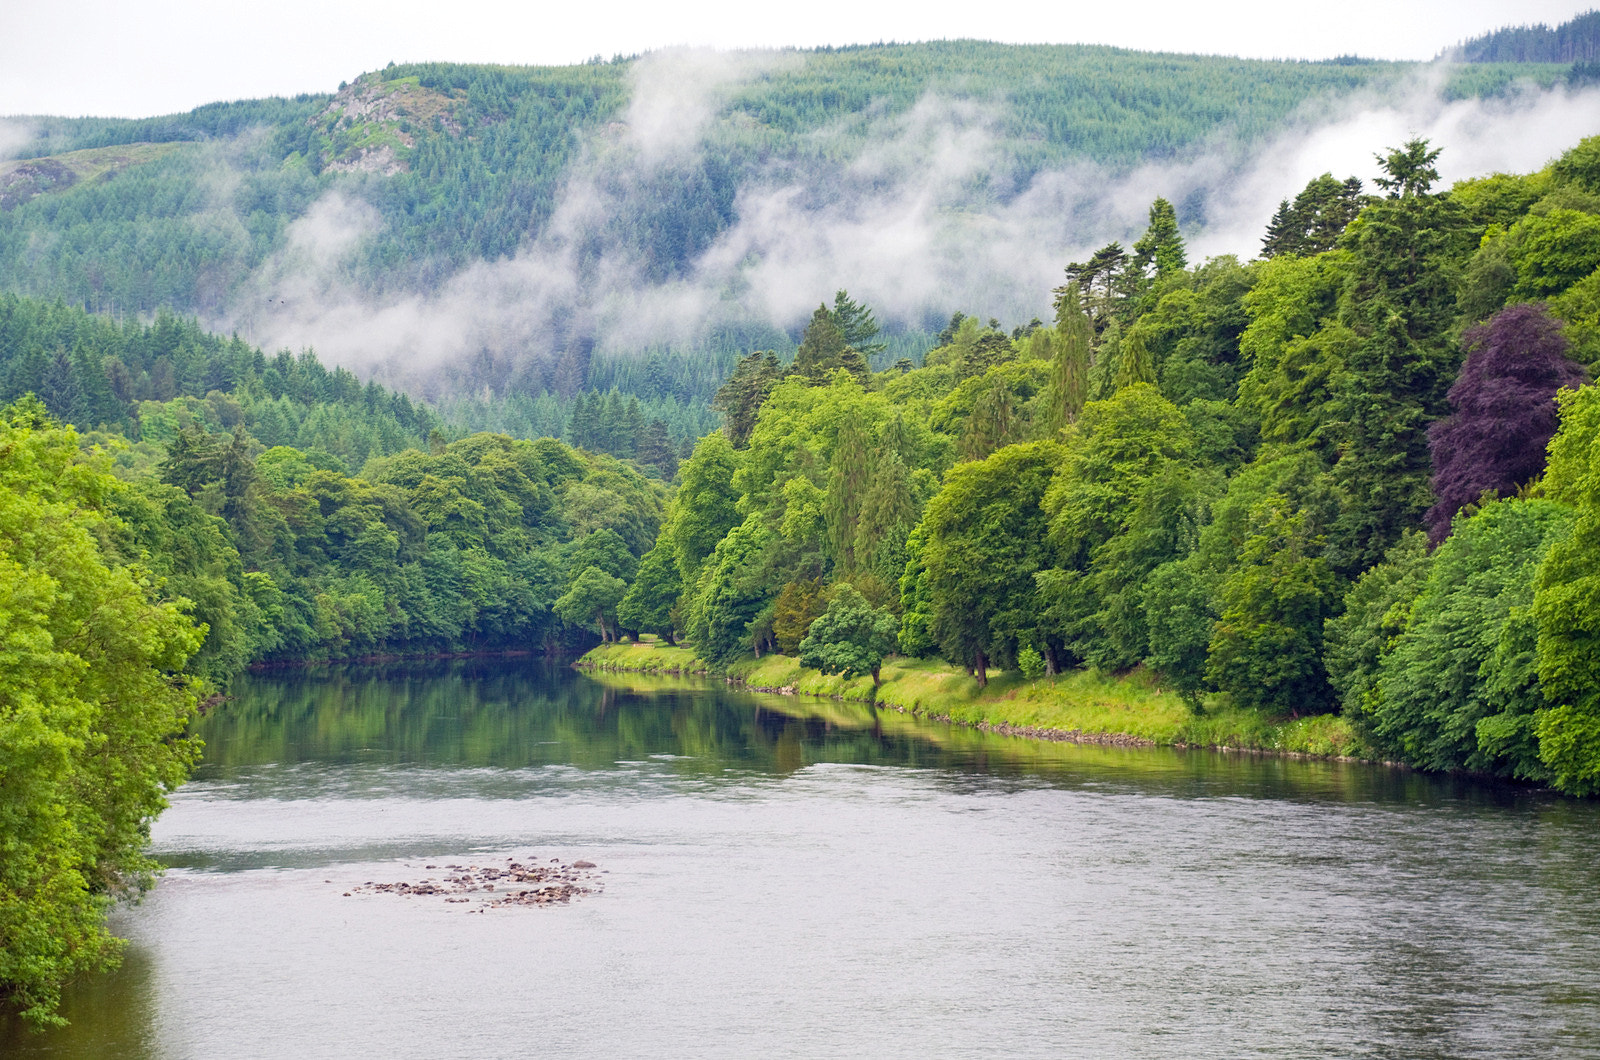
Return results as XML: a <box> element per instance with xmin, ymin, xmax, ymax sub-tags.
<box><xmin>341</xmin><ymin>856</ymin><xmax>603</xmax><ymax>910</ymax></box>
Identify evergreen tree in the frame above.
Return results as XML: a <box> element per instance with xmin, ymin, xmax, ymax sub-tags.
<box><xmin>824</xmin><ymin>412</ymin><xmax>872</xmax><ymax>572</ymax></box>
<box><xmin>1132</xmin><ymin>198</ymin><xmax>1188</xmax><ymax>281</ymax></box>
<box><xmin>791</xmin><ymin>305</ymin><xmax>868</xmax><ymax>385</ymax></box>
<box><xmin>636</xmin><ymin>418</ymin><xmax>678</xmax><ymax>476</ymax></box>
<box><xmin>855</xmin><ymin>449</ymin><xmax>920</xmax><ymax>589</ymax></box>
<box><xmin>567</xmin><ymin>391</ymin><xmax>596</xmax><ymax>450</ymax></box>
<box><xmin>1066</xmin><ymin>242</ymin><xmax>1130</xmax><ymax>328</ymax></box>
<box><xmin>959</xmin><ymin>377</ymin><xmax>1020</xmax><ymax>462</ymax></box>
<box><xmin>619</xmin><ymin>396</ymin><xmax>645</xmax><ymax>458</ymax></box>
<box><xmin>830</xmin><ymin>290</ymin><xmax>886</xmax><ymax>358</ymax></box>
<box><xmin>711</xmin><ymin>350</ymin><xmax>781</xmax><ymax>447</ymax></box>
<box><xmin>1044</xmin><ymin>280</ymin><xmax>1093</xmax><ymax>432</ymax></box>
<box><xmin>1327</xmin><ymin>138</ymin><xmax>1469</xmax><ymax>572</ymax></box>
<box><xmin>1112</xmin><ymin>327</ymin><xmax>1155</xmax><ymax>389</ymax></box>
<box><xmin>1261</xmin><ymin>173</ymin><xmax>1365</xmax><ymax>259</ymax></box>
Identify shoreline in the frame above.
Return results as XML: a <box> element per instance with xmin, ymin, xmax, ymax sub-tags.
<box><xmin>576</xmin><ymin>643</ymin><xmax>1382</xmax><ymax>764</ymax></box>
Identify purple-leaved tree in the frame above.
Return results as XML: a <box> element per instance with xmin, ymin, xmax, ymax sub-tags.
<box><xmin>1426</xmin><ymin>303</ymin><xmax>1588</xmax><ymax>543</ymax></box>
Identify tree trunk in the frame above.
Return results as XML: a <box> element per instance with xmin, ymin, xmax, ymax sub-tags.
<box><xmin>1043</xmin><ymin>643</ymin><xmax>1061</xmax><ymax>676</ymax></box>
<box><xmin>664</xmin><ymin>631</ymin><xmax>676</xmax><ymax>647</ymax></box>
<box><xmin>974</xmin><ymin>650</ymin><xmax>988</xmax><ymax>688</ymax></box>
<box><xmin>871</xmin><ymin>663</ymin><xmax>881</xmax><ymax>687</ymax></box>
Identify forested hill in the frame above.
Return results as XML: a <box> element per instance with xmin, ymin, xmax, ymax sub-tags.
<box><xmin>0</xmin><ymin>293</ymin><xmax>442</xmax><ymax>470</ymax></box>
<box><xmin>1452</xmin><ymin>9</ymin><xmax>1600</xmax><ymax>63</ymax></box>
<box><xmin>0</xmin><ymin>43</ymin><xmax>1573</xmax><ymax>418</ymax></box>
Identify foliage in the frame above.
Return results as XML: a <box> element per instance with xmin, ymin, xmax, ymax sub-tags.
<box><xmin>554</xmin><ymin>567</ymin><xmax>628</xmax><ymax>642</ymax></box>
<box><xmin>1533</xmin><ymin>385</ymin><xmax>1600</xmax><ymax>793</ymax></box>
<box><xmin>797</xmin><ymin>584</ymin><xmax>900</xmax><ymax>684</ymax></box>
<box><xmin>683</xmin><ymin>515</ymin><xmax>775</xmax><ymax>665</ymax></box>
<box><xmin>1326</xmin><ymin>138</ymin><xmax>1470</xmax><ymax>572</ymax></box>
<box><xmin>1370</xmin><ymin>499</ymin><xmax>1571</xmax><ymax>778</ymax></box>
<box><xmin>1453</xmin><ymin>10</ymin><xmax>1600</xmax><ymax>63</ymax></box>
<box><xmin>712</xmin><ymin>351</ymin><xmax>782</xmax><ymax>447</ymax></box>
<box><xmin>0</xmin><ymin>403</ymin><xmax>204</xmax><ymax>1025</ymax></box>
<box><xmin>1324</xmin><ymin>532</ymin><xmax>1433</xmax><ymax>720</ymax></box>
<box><xmin>1261</xmin><ymin>173</ymin><xmax>1366</xmax><ymax>259</ymax></box>
<box><xmin>792</xmin><ymin>305</ymin><xmax>868</xmax><ymax>385</ymax></box>
<box><xmin>1426</xmin><ymin>303</ymin><xmax>1587</xmax><ymax>542</ymax></box>
<box><xmin>920</xmin><ymin>441</ymin><xmax>1061</xmax><ymax>684</ymax></box>
<box><xmin>665</xmin><ymin>432</ymin><xmax>742</xmax><ymax>583</ymax></box>
<box><xmin>617</xmin><ymin>540</ymin><xmax>682</xmax><ymax>642</ymax></box>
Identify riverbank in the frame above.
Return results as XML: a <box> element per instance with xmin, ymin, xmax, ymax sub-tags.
<box><xmin>578</xmin><ymin>641</ymin><xmax>1370</xmax><ymax>759</ymax></box>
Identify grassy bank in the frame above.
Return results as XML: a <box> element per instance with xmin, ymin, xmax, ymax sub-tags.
<box><xmin>578</xmin><ymin>640</ymin><xmax>1371</xmax><ymax>759</ymax></box>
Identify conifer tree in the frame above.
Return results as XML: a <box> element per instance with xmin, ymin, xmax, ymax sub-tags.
<box><xmin>1328</xmin><ymin>139</ymin><xmax>1470</xmax><ymax>571</ymax></box>
<box><xmin>1112</xmin><ymin>328</ymin><xmax>1155</xmax><ymax>389</ymax></box>
<box><xmin>566</xmin><ymin>392</ymin><xmax>595</xmax><ymax>450</ymax></box>
<box><xmin>711</xmin><ymin>350</ymin><xmax>781</xmax><ymax>447</ymax></box>
<box><xmin>1261</xmin><ymin>174</ymin><xmax>1365</xmax><ymax>259</ymax></box>
<box><xmin>824</xmin><ymin>412</ymin><xmax>872</xmax><ymax>571</ymax></box>
<box><xmin>619</xmin><ymin>395</ymin><xmax>645</xmax><ymax>458</ymax></box>
<box><xmin>636</xmin><ymin>418</ymin><xmax>677</xmax><ymax>476</ymax></box>
<box><xmin>792</xmin><ymin>305</ymin><xmax>868</xmax><ymax>385</ymax></box>
<box><xmin>1045</xmin><ymin>280</ymin><xmax>1093</xmax><ymax>432</ymax></box>
<box><xmin>960</xmin><ymin>377</ymin><xmax>1019</xmax><ymax>462</ymax></box>
<box><xmin>855</xmin><ymin>449</ymin><xmax>919</xmax><ymax>588</ymax></box>
<box><xmin>830</xmin><ymin>290</ymin><xmax>886</xmax><ymax>358</ymax></box>
<box><xmin>1066</xmin><ymin>242</ymin><xmax>1129</xmax><ymax>329</ymax></box>
<box><xmin>1132</xmin><ymin>198</ymin><xmax>1188</xmax><ymax>281</ymax></box>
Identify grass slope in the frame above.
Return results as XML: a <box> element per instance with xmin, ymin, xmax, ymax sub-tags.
<box><xmin>579</xmin><ymin>640</ymin><xmax>1368</xmax><ymax>758</ymax></box>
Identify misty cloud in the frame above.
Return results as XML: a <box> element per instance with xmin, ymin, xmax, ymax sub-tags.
<box><xmin>224</xmin><ymin>53</ymin><xmax>1600</xmax><ymax>387</ymax></box>
<box><xmin>0</xmin><ymin>119</ymin><xmax>37</xmax><ymax>161</ymax></box>
<box><xmin>622</xmin><ymin>48</ymin><xmax>794</xmax><ymax>165</ymax></box>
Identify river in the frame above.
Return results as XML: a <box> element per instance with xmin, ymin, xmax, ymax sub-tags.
<box><xmin>5</xmin><ymin>658</ymin><xmax>1599</xmax><ymax>1058</ymax></box>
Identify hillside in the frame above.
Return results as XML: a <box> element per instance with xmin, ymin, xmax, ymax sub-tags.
<box><xmin>0</xmin><ymin>43</ymin><xmax>1580</xmax><ymax>420</ymax></box>
<box><xmin>1453</xmin><ymin>9</ymin><xmax>1600</xmax><ymax>63</ymax></box>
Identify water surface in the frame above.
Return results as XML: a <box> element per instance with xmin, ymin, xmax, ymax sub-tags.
<box><xmin>7</xmin><ymin>659</ymin><xmax>1599</xmax><ymax>1058</ymax></box>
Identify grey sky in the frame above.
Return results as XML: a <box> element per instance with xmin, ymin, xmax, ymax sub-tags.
<box><xmin>0</xmin><ymin>0</ymin><xmax>1593</xmax><ymax>118</ymax></box>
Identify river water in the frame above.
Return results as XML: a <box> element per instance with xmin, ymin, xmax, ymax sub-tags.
<box><xmin>5</xmin><ymin>658</ymin><xmax>1600</xmax><ymax>1058</ymax></box>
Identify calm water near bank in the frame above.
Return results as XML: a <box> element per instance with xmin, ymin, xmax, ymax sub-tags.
<box><xmin>6</xmin><ymin>658</ymin><xmax>1600</xmax><ymax>1058</ymax></box>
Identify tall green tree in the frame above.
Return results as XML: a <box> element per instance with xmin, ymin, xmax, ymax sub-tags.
<box><xmin>616</xmin><ymin>540</ymin><xmax>682</xmax><ymax>642</ymax></box>
<box><xmin>824</xmin><ymin>412</ymin><xmax>871</xmax><ymax>572</ymax></box>
<box><xmin>666</xmin><ymin>432</ymin><xmax>742</xmax><ymax>584</ymax></box>
<box><xmin>1370</xmin><ymin>499</ymin><xmax>1570</xmax><ymax>779</ymax></box>
<box><xmin>1043</xmin><ymin>279</ymin><xmax>1093</xmax><ymax>432</ymax></box>
<box><xmin>1532</xmin><ymin>385</ymin><xmax>1600</xmax><ymax>794</ymax></box>
<box><xmin>798</xmin><ymin>584</ymin><xmax>900</xmax><ymax>685</ymax></box>
<box><xmin>791</xmin><ymin>305</ymin><xmax>868</xmax><ymax>385</ymax></box>
<box><xmin>1261</xmin><ymin>173</ymin><xmax>1365</xmax><ymax>259</ymax></box>
<box><xmin>554</xmin><ymin>566</ymin><xmax>628</xmax><ymax>642</ymax></box>
<box><xmin>711</xmin><ymin>351</ymin><xmax>781</xmax><ymax>448</ymax></box>
<box><xmin>0</xmin><ymin>401</ymin><xmax>204</xmax><ymax>1026</ymax></box>
<box><xmin>1327</xmin><ymin>138</ymin><xmax>1469</xmax><ymax>572</ymax></box>
<box><xmin>830</xmin><ymin>290</ymin><xmax>886</xmax><ymax>358</ymax></box>
<box><xmin>1132</xmin><ymin>197</ymin><xmax>1188</xmax><ymax>283</ymax></box>
<box><xmin>919</xmin><ymin>441</ymin><xmax>1061</xmax><ymax>685</ymax></box>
